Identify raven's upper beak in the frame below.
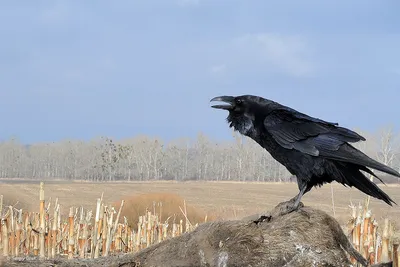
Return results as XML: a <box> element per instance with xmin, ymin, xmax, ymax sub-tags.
<box><xmin>210</xmin><ymin>96</ymin><xmax>235</xmax><ymax>110</ymax></box>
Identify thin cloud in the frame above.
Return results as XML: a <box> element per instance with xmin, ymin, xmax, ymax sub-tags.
<box><xmin>210</xmin><ymin>64</ymin><xmax>226</xmax><ymax>74</ymax></box>
<box><xmin>233</xmin><ymin>33</ymin><xmax>315</xmax><ymax>77</ymax></box>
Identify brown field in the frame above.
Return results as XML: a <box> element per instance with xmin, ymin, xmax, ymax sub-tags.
<box><xmin>0</xmin><ymin>180</ymin><xmax>399</xmax><ymax>228</ymax></box>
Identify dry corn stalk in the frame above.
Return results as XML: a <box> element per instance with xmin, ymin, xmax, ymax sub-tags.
<box><xmin>347</xmin><ymin>194</ymin><xmax>397</xmax><ymax>266</ymax></box>
<box><xmin>381</xmin><ymin>218</ymin><xmax>390</xmax><ymax>262</ymax></box>
<box><xmin>68</xmin><ymin>207</ymin><xmax>74</xmax><ymax>259</ymax></box>
<box><xmin>39</xmin><ymin>182</ymin><xmax>45</xmax><ymax>259</ymax></box>
<box><xmin>0</xmin><ymin>182</ymin><xmax>208</xmax><ymax>260</ymax></box>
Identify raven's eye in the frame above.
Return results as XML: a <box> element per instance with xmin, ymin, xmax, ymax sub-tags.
<box><xmin>235</xmin><ymin>98</ymin><xmax>242</xmax><ymax>105</ymax></box>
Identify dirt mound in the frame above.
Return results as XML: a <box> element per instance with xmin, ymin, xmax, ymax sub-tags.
<box><xmin>128</xmin><ymin>203</ymin><xmax>368</xmax><ymax>267</ymax></box>
<box><xmin>4</xmin><ymin>202</ymin><xmax>392</xmax><ymax>267</ymax></box>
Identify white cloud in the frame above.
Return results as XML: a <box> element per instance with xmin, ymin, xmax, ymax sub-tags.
<box><xmin>210</xmin><ymin>64</ymin><xmax>226</xmax><ymax>74</ymax></box>
<box><xmin>233</xmin><ymin>33</ymin><xmax>314</xmax><ymax>77</ymax></box>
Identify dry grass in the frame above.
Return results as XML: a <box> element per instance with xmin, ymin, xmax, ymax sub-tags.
<box><xmin>114</xmin><ymin>192</ymin><xmax>213</xmax><ymax>229</ymax></box>
<box><xmin>0</xmin><ymin>179</ymin><xmax>399</xmax><ymax>265</ymax></box>
<box><xmin>0</xmin><ymin>180</ymin><xmax>399</xmax><ymax>228</ymax></box>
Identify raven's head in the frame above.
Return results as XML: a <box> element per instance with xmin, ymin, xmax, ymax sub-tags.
<box><xmin>210</xmin><ymin>95</ymin><xmax>271</xmax><ymax>136</ymax></box>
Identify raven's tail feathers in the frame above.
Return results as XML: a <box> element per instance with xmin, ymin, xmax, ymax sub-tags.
<box><xmin>361</xmin><ymin>156</ymin><xmax>400</xmax><ymax>178</ymax></box>
<box><xmin>343</xmin><ymin>144</ymin><xmax>400</xmax><ymax>178</ymax></box>
<box><xmin>334</xmin><ymin>162</ymin><xmax>396</xmax><ymax>206</ymax></box>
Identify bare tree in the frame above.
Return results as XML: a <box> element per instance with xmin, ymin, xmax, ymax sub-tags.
<box><xmin>0</xmin><ymin>125</ymin><xmax>397</xmax><ymax>183</ymax></box>
<box><xmin>375</xmin><ymin>126</ymin><xmax>398</xmax><ymax>168</ymax></box>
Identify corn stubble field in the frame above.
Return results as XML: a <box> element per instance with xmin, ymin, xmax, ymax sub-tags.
<box><xmin>0</xmin><ymin>180</ymin><xmax>399</xmax><ymax>265</ymax></box>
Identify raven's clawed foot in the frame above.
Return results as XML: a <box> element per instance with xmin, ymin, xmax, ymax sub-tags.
<box><xmin>249</xmin><ymin>199</ymin><xmax>304</xmax><ymax>225</ymax></box>
<box><xmin>271</xmin><ymin>198</ymin><xmax>304</xmax><ymax>217</ymax></box>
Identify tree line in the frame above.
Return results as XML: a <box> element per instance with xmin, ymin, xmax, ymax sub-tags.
<box><xmin>0</xmin><ymin>126</ymin><xmax>399</xmax><ymax>182</ymax></box>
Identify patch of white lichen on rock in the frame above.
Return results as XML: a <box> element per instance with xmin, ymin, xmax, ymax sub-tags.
<box><xmin>198</xmin><ymin>249</ymin><xmax>207</xmax><ymax>266</ymax></box>
<box><xmin>217</xmin><ymin>251</ymin><xmax>229</xmax><ymax>267</ymax></box>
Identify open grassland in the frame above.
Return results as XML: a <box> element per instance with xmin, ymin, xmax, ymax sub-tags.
<box><xmin>0</xmin><ymin>180</ymin><xmax>399</xmax><ymax>227</ymax></box>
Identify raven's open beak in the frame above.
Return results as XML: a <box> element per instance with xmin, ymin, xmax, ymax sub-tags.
<box><xmin>210</xmin><ymin>96</ymin><xmax>235</xmax><ymax>110</ymax></box>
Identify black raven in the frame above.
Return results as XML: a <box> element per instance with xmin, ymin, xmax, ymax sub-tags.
<box><xmin>210</xmin><ymin>94</ymin><xmax>400</xmax><ymax>213</ymax></box>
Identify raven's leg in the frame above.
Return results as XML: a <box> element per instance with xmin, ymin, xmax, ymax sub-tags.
<box><xmin>292</xmin><ymin>184</ymin><xmax>309</xmax><ymax>209</ymax></box>
<box><xmin>278</xmin><ymin>183</ymin><xmax>311</xmax><ymax>215</ymax></box>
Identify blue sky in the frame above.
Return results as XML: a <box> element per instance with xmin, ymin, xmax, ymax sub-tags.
<box><xmin>0</xmin><ymin>0</ymin><xmax>399</xmax><ymax>144</ymax></box>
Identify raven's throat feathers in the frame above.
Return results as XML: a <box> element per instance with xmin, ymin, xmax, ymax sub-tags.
<box><xmin>227</xmin><ymin>116</ymin><xmax>249</xmax><ymax>134</ymax></box>
<box><xmin>227</xmin><ymin>113</ymin><xmax>256</xmax><ymax>136</ymax></box>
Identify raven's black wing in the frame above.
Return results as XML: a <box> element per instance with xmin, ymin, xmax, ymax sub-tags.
<box><xmin>264</xmin><ymin>108</ymin><xmax>365</xmax><ymax>156</ymax></box>
<box><xmin>264</xmin><ymin>108</ymin><xmax>400</xmax><ymax>177</ymax></box>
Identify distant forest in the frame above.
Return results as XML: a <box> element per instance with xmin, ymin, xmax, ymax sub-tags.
<box><xmin>0</xmin><ymin>126</ymin><xmax>399</xmax><ymax>183</ymax></box>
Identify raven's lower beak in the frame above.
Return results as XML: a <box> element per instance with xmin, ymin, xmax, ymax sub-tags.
<box><xmin>210</xmin><ymin>96</ymin><xmax>235</xmax><ymax>110</ymax></box>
